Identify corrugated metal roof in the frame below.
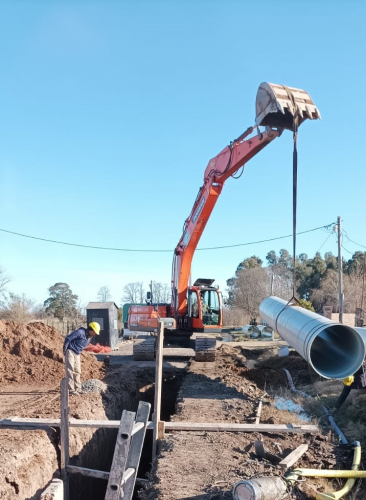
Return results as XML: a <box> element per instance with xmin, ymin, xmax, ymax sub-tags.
<box><xmin>86</xmin><ymin>302</ymin><xmax>119</xmax><ymax>310</ymax></box>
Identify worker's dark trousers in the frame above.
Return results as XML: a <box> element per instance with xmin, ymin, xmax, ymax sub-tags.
<box><xmin>335</xmin><ymin>385</ymin><xmax>352</xmax><ymax>410</ymax></box>
<box><xmin>65</xmin><ymin>349</ymin><xmax>82</xmax><ymax>392</ymax></box>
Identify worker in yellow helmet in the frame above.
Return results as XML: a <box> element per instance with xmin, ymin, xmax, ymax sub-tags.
<box><xmin>63</xmin><ymin>322</ymin><xmax>100</xmax><ymax>395</ymax></box>
<box><xmin>334</xmin><ymin>362</ymin><xmax>366</xmax><ymax>410</ymax></box>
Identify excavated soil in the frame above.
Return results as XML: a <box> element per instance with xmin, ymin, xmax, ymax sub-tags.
<box><xmin>140</xmin><ymin>344</ymin><xmax>365</xmax><ymax>500</ymax></box>
<box><xmin>0</xmin><ymin>320</ymin><xmax>157</xmax><ymax>500</ymax></box>
<box><xmin>1</xmin><ymin>323</ymin><xmax>366</xmax><ymax>500</ymax></box>
<box><xmin>0</xmin><ymin>320</ymin><xmax>104</xmax><ymax>387</ymax></box>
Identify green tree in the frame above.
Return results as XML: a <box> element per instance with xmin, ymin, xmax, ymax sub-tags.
<box><xmin>346</xmin><ymin>251</ymin><xmax>366</xmax><ymax>276</ymax></box>
<box><xmin>324</xmin><ymin>252</ymin><xmax>338</xmax><ymax>271</ymax></box>
<box><xmin>266</xmin><ymin>250</ymin><xmax>278</xmax><ymax>266</ymax></box>
<box><xmin>297</xmin><ymin>298</ymin><xmax>315</xmax><ymax>312</ymax></box>
<box><xmin>278</xmin><ymin>249</ymin><xmax>293</xmax><ymax>269</ymax></box>
<box><xmin>296</xmin><ymin>252</ymin><xmax>327</xmax><ymax>299</ymax></box>
<box><xmin>44</xmin><ymin>283</ymin><xmax>78</xmax><ymax>320</ymax></box>
<box><xmin>236</xmin><ymin>255</ymin><xmax>263</xmax><ymax>273</ymax></box>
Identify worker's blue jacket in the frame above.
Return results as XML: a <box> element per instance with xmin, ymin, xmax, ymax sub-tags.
<box><xmin>63</xmin><ymin>328</ymin><xmax>91</xmax><ymax>355</ymax></box>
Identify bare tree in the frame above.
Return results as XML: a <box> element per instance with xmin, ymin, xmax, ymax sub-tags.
<box><xmin>227</xmin><ymin>267</ymin><xmax>268</xmax><ymax>321</ymax></box>
<box><xmin>0</xmin><ymin>266</ymin><xmax>11</xmax><ymax>300</ymax></box>
<box><xmin>222</xmin><ymin>306</ymin><xmax>250</xmax><ymax>327</ymax></box>
<box><xmin>122</xmin><ymin>282</ymin><xmax>145</xmax><ymax>303</ymax></box>
<box><xmin>97</xmin><ymin>286</ymin><xmax>111</xmax><ymax>302</ymax></box>
<box><xmin>311</xmin><ymin>269</ymin><xmax>362</xmax><ymax>313</ymax></box>
<box><xmin>0</xmin><ymin>293</ymin><xmax>36</xmax><ymax>323</ymax></box>
<box><xmin>67</xmin><ymin>300</ymin><xmax>87</xmax><ymax>330</ymax></box>
<box><xmin>151</xmin><ymin>282</ymin><xmax>171</xmax><ymax>303</ymax></box>
<box><xmin>268</xmin><ymin>265</ymin><xmax>293</xmax><ymax>299</ymax></box>
<box><xmin>136</xmin><ymin>282</ymin><xmax>145</xmax><ymax>303</ymax></box>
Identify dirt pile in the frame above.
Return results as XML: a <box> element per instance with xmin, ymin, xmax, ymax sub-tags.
<box><xmin>255</xmin><ymin>350</ymin><xmax>323</xmax><ymax>385</ymax></box>
<box><xmin>0</xmin><ymin>320</ymin><xmax>104</xmax><ymax>386</ymax></box>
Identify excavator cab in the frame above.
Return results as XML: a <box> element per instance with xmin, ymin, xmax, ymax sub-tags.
<box><xmin>255</xmin><ymin>82</ymin><xmax>321</xmax><ymax>131</ymax></box>
<box><xmin>188</xmin><ymin>279</ymin><xmax>222</xmax><ymax>331</ymax></box>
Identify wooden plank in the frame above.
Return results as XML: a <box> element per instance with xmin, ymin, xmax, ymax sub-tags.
<box><xmin>279</xmin><ymin>444</ymin><xmax>308</xmax><ymax>469</ymax></box>
<box><xmin>164</xmin><ymin>422</ymin><xmax>318</xmax><ymax>433</ymax></box>
<box><xmin>105</xmin><ymin>410</ymin><xmax>135</xmax><ymax>500</ymax></box>
<box><xmin>0</xmin><ymin>418</ymin><xmax>317</xmax><ymax>433</ymax></box>
<box><xmin>67</xmin><ymin>465</ymin><xmax>109</xmax><ymax>480</ymax></box>
<box><xmin>0</xmin><ymin>418</ymin><xmax>154</xmax><ymax>429</ymax></box>
<box><xmin>0</xmin><ymin>417</ymin><xmax>61</xmax><ymax>428</ymax></box>
<box><xmin>152</xmin><ymin>321</ymin><xmax>164</xmax><ymax>460</ymax></box>
<box><xmin>123</xmin><ymin>401</ymin><xmax>151</xmax><ymax>500</ymax></box>
<box><xmin>60</xmin><ymin>378</ymin><xmax>70</xmax><ymax>500</ymax></box>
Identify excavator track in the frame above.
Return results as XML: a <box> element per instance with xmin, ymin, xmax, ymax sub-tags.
<box><xmin>195</xmin><ymin>336</ymin><xmax>216</xmax><ymax>362</ymax></box>
<box><xmin>133</xmin><ymin>338</ymin><xmax>156</xmax><ymax>361</ymax></box>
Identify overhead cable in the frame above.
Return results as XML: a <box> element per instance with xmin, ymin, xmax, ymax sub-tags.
<box><xmin>0</xmin><ymin>222</ymin><xmax>336</xmax><ymax>253</ymax></box>
<box><xmin>342</xmin><ymin>229</ymin><xmax>366</xmax><ymax>250</ymax></box>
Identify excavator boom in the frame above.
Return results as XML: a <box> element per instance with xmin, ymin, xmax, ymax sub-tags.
<box><xmin>129</xmin><ymin>82</ymin><xmax>320</xmax><ymax>363</ymax></box>
<box><xmin>172</xmin><ymin>82</ymin><xmax>320</xmax><ymax>318</ymax></box>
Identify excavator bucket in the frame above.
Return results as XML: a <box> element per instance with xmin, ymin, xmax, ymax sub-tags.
<box><xmin>255</xmin><ymin>82</ymin><xmax>321</xmax><ymax>130</ymax></box>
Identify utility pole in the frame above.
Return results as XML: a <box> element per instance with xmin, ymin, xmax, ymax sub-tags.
<box><xmin>337</xmin><ymin>216</ymin><xmax>344</xmax><ymax>324</ymax></box>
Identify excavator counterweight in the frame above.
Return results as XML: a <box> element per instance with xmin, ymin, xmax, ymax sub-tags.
<box><xmin>255</xmin><ymin>82</ymin><xmax>321</xmax><ymax>130</ymax></box>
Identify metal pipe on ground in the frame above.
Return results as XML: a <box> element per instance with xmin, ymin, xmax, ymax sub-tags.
<box><xmin>259</xmin><ymin>297</ymin><xmax>365</xmax><ymax>379</ymax></box>
<box><xmin>233</xmin><ymin>476</ymin><xmax>287</xmax><ymax>500</ymax></box>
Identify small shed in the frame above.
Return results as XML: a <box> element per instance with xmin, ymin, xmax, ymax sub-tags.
<box><xmin>86</xmin><ymin>302</ymin><xmax>119</xmax><ymax>350</ymax></box>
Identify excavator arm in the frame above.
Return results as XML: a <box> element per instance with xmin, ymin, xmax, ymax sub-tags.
<box><xmin>172</xmin><ymin>126</ymin><xmax>281</xmax><ymax>317</ymax></box>
<box><xmin>172</xmin><ymin>82</ymin><xmax>320</xmax><ymax>318</ymax></box>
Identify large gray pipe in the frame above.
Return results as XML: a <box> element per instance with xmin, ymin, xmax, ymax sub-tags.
<box><xmin>355</xmin><ymin>327</ymin><xmax>366</xmax><ymax>347</ymax></box>
<box><xmin>259</xmin><ymin>296</ymin><xmax>365</xmax><ymax>379</ymax></box>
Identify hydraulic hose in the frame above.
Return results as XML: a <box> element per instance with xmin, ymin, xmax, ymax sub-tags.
<box><xmin>285</xmin><ymin>441</ymin><xmax>361</xmax><ymax>500</ymax></box>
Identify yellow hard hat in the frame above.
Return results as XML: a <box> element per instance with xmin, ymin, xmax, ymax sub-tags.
<box><xmin>89</xmin><ymin>322</ymin><xmax>100</xmax><ymax>335</ymax></box>
<box><xmin>343</xmin><ymin>375</ymin><xmax>354</xmax><ymax>386</ymax></box>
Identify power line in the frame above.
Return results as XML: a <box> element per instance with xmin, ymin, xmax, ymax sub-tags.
<box><xmin>198</xmin><ymin>223</ymin><xmax>336</xmax><ymax>251</ymax></box>
<box><xmin>316</xmin><ymin>231</ymin><xmax>333</xmax><ymax>254</ymax></box>
<box><xmin>343</xmin><ymin>229</ymin><xmax>366</xmax><ymax>250</ymax></box>
<box><xmin>0</xmin><ymin>222</ymin><xmax>336</xmax><ymax>253</ymax></box>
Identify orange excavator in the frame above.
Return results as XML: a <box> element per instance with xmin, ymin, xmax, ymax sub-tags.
<box><xmin>128</xmin><ymin>83</ymin><xmax>320</xmax><ymax>361</ymax></box>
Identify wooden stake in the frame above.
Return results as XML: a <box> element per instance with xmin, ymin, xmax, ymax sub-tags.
<box><xmin>152</xmin><ymin>321</ymin><xmax>164</xmax><ymax>460</ymax></box>
<box><xmin>60</xmin><ymin>378</ymin><xmax>70</xmax><ymax>500</ymax></box>
<box><xmin>279</xmin><ymin>444</ymin><xmax>308</xmax><ymax>469</ymax></box>
<box><xmin>157</xmin><ymin>420</ymin><xmax>165</xmax><ymax>439</ymax></box>
<box><xmin>255</xmin><ymin>397</ymin><xmax>263</xmax><ymax>425</ymax></box>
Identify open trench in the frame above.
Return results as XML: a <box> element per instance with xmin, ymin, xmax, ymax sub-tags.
<box><xmin>68</xmin><ymin>366</ymin><xmax>184</xmax><ymax>500</ymax></box>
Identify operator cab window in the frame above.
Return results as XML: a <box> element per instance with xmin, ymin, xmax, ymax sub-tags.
<box><xmin>200</xmin><ymin>290</ymin><xmax>220</xmax><ymax>326</ymax></box>
<box><xmin>190</xmin><ymin>292</ymin><xmax>199</xmax><ymax>318</ymax></box>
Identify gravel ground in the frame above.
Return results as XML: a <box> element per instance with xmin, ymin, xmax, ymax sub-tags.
<box><xmin>81</xmin><ymin>379</ymin><xmax>108</xmax><ymax>393</ymax></box>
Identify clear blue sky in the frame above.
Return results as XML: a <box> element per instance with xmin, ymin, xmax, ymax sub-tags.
<box><xmin>0</xmin><ymin>0</ymin><xmax>365</xmax><ymax>308</ymax></box>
